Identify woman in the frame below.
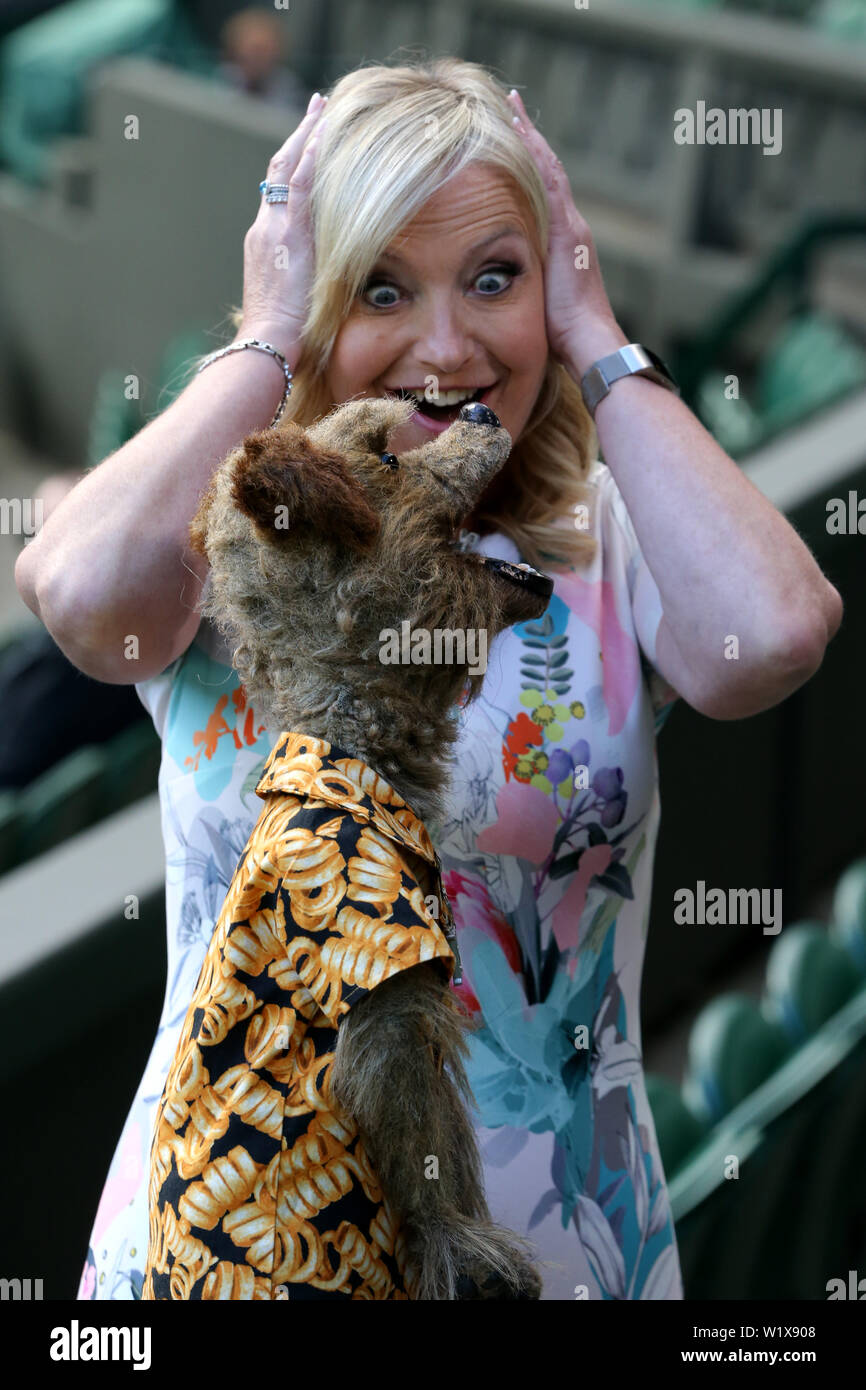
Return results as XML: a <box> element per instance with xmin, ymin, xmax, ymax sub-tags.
<box><xmin>17</xmin><ymin>57</ymin><xmax>842</xmax><ymax>1301</ymax></box>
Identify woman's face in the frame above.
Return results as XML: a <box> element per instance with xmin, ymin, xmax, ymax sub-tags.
<box><xmin>325</xmin><ymin>163</ymin><xmax>549</xmax><ymax>464</ymax></box>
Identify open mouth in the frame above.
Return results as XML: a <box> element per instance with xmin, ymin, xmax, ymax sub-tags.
<box><xmin>388</xmin><ymin>383</ymin><xmax>494</xmax><ymax>424</ymax></box>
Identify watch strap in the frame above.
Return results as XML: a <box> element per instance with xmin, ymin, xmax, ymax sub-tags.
<box><xmin>581</xmin><ymin>343</ymin><xmax>679</xmax><ymax>419</ymax></box>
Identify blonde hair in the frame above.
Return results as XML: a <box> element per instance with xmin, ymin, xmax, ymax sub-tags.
<box><xmin>212</xmin><ymin>55</ymin><xmax>598</xmax><ymax>570</ymax></box>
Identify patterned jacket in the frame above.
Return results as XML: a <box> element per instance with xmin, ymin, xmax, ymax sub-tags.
<box><xmin>142</xmin><ymin>731</ymin><xmax>457</xmax><ymax>1300</ymax></box>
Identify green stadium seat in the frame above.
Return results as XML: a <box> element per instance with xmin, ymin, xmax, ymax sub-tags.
<box><xmin>86</xmin><ymin>327</ymin><xmax>213</xmax><ymax>471</ymax></box>
<box><xmin>639</xmin><ymin>0</ymin><xmax>720</xmax><ymax>9</ymax></box>
<box><xmin>97</xmin><ymin>718</ymin><xmax>160</xmax><ymax>811</ymax></box>
<box><xmin>677</xmin><ymin>1099</ymin><xmax>817</xmax><ymax>1298</ymax></box>
<box><xmin>154</xmin><ymin>328</ymin><xmax>215</xmax><ymax>412</ymax></box>
<box><xmin>0</xmin><ymin>0</ymin><xmax>213</xmax><ymax>184</ymax></box>
<box><xmin>763</xmin><ymin>921</ymin><xmax>863</xmax><ymax>1042</ymax></box>
<box><xmin>0</xmin><ymin>791</ymin><xmax>20</xmax><ymax>874</ymax></box>
<box><xmin>694</xmin><ymin>371</ymin><xmax>764</xmax><ymax>455</ymax></box>
<box><xmin>815</xmin><ymin>0</ymin><xmax>866</xmax><ymax>42</ymax></box>
<box><xmin>15</xmin><ymin>743</ymin><xmax>106</xmax><ymax>860</ymax></box>
<box><xmin>682</xmin><ymin>993</ymin><xmax>791</xmax><ymax>1124</ymax></box>
<box><xmin>786</xmin><ymin>1022</ymin><xmax>866</xmax><ymax>1289</ymax></box>
<box><xmin>756</xmin><ymin>311</ymin><xmax>866</xmax><ymax>436</ymax></box>
<box><xmin>644</xmin><ymin>1073</ymin><xmax>708</xmax><ymax>1178</ymax></box>
<box><xmin>830</xmin><ymin>857</ymin><xmax>866</xmax><ymax>975</ymax></box>
<box><xmin>0</xmin><ymin>718</ymin><xmax>160</xmax><ymax>874</ymax></box>
<box><xmin>0</xmin><ymin>618</ymin><xmax>38</xmax><ymax>663</ymax></box>
<box><xmin>695</xmin><ymin>311</ymin><xmax>866</xmax><ymax>457</ymax></box>
<box><xmin>672</xmin><ymin>985</ymin><xmax>866</xmax><ymax>1297</ymax></box>
<box><xmin>637</xmin><ymin>0</ymin><xmax>866</xmax><ymax>37</ymax></box>
<box><xmin>86</xmin><ymin>368</ymin><xmax>144</xmax><ymax>471</ymax></box>
<box><xmin>739</xmin><ymin>0</ymin><xmax>820</xmax><ymax>21</ymax></box>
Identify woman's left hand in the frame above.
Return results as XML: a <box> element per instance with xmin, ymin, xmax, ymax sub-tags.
<box><xmin>507</xmin><ymin>89</ymin><xmax>621</xmax><ymax>368</ymax></box>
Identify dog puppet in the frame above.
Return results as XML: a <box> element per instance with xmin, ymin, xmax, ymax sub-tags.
<box><xmin>142</xmin><ymin>395</ymin><xmax>553</xmax><ymax>1300</ymax></box>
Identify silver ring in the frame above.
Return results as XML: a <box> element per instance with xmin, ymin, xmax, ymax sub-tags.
<box><xmin>259</xmin><ymin>180</ymin><xmax>290</xmax><ymax>203</ymax></box>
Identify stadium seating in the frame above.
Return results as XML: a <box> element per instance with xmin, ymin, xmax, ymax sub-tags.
<box><xmin>682</xmin><ymin>994</ymin><xmax>792</xmax><ymax>1124</ymax></box>
<box><xmin>763</xmin><ymin>921</ymin><xmax>862</xmax><ymax>1041</ymax></box>
<box><xmin>0</xmin><ymin>618</ymin><xmax>160</xmax><ymax>872</ymax></box>
<box><xmin>646</xmin><ymin>858</ymin><xmax>866</xmax><ymax>1297</ymax></box>
<box><xmin>0</xmin><ymin>0</ymin><xmax>213</xmax><ymax>184</ymax></box>
<box><xmin>86</xmin><ymin>326</ymin><xmax>212</xmax><ymax>468</ymax></box>
<box><xmin>678</xmin><ymin>215</ymin><xmax>866</xmax><ymax>456</ymax></box>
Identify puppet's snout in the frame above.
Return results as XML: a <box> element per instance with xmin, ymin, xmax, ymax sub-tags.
<box><xmin>427</xmin><ymin>399</ymin><xmax>512</xmax><ymax>513</ymax></box>
<box><xmin>459</xmin><ymin>400</ymin><xmax>500</xmax><ymax>428</ymax></box>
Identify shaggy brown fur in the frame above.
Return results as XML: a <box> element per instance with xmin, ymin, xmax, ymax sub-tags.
<box><xmin>189</xmin><ymin>395</ymin><xmax>551</xmax><ymax>1299</ymax></box>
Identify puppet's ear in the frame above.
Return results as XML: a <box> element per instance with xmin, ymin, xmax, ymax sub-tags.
<box><xmin>189</xmin><ymin>474</ymin><xmax>218</xmax><ymax>559</ymax></box>
<box><xmin>229</xmin><ymin>425</ymin><xmax>380</xmax><ymax>552</ymax></box>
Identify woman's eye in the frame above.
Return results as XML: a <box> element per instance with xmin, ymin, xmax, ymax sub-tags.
<box><xmin>362</xmin><ymin>281</ymin><xmax>401</xmax><ymax>308</ymax></box>
<box><xmin>474</xmin><ymin>262</ymin><xmax>521</xmax><ymax>295</ymax></box>
<box><xmin>360</xmin><ymin>261</ymin><xmax>521</xmax><ymax>309</ymax></box>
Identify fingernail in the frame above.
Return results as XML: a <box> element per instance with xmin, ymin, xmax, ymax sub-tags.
<box><xmin>308</xmin><ymin>92</ymin><xmax>322</xmax><ymax>110</ymax></box>
<box><xmin>512</xmin><ymin>115</ymin><xmax>525</xmax><ymax>131</ymax></box>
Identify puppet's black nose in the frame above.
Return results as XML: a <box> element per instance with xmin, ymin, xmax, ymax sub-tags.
<box><xmin>458</xmin><ymin>401</ymin><xmax>500</xmax><ymax>428</ymax></box>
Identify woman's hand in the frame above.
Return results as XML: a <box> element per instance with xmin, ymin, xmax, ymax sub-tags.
<box><xmin>238</xmin><ymin>92</ymin><xmax>330</xmax><ymax>358</ymax></box>
<box><xmin>506</xmin><ymin>89</ymin><xmax>623</xmax><ymax>370</ymax></box>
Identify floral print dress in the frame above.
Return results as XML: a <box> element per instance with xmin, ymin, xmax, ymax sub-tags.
<box><xmin>77</xmin><ymin>457</ymin><xmax>681</xmax><ymax>1302</ymax></box>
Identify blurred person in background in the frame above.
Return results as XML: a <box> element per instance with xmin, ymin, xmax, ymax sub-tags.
<box><xmin>216</xmin><ymin>5</ymin><xmax>308</xmax><ymax>109</ymax></box>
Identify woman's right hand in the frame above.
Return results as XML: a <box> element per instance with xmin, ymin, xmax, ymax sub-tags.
<box><xmin>238</xmin><ymin>92</ymin><xmax>329</xmax><ymax>358</ymax></box>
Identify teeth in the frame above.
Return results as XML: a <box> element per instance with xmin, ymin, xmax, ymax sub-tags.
<box><xmin>400</xmin><ymin>387</ymin><xmax>481</xmax><ymax>407</ymax></box>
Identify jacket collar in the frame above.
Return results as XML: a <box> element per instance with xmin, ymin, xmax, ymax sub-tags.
<box><xmin>255</xmin><ymin>731</ymin><xmax>461</xmax><ymax>980</ymax></box>
<box><xmin>256</xmin><ymin>731</ymin><xmax>440</xmax><ymax>870</ymax></box>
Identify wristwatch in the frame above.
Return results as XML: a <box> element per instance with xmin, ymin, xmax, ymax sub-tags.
<box><xmin>580</xmin><ymin>343</ymin><xmax>679</xmax><ymax>419</ymax></box>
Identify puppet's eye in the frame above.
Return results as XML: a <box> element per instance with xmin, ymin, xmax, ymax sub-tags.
<box><xmin>380</xmin><ymin>453</ymin><xmax>399</xmax><ymax>471</ymax></box>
